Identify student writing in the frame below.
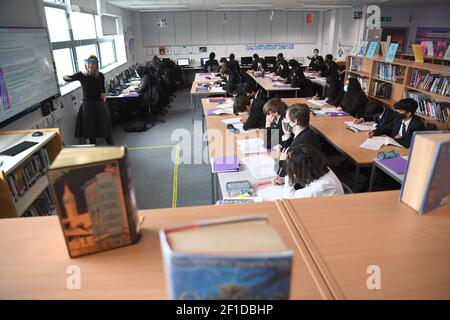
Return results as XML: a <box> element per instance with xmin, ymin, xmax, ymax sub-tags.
<box><xmin>263</xmin><ymin>98</ymin><xmax>288</xmax><ymax>149</ymax></box>
<box><xmin>337</xmin><ymin>77</ymin><xmax>368</xmax><ymax>118</ymax></box>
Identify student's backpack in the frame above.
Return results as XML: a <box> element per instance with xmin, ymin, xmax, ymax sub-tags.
<box><xmin>124</xmin><ymin>119</ymin><xmax>149</xmax><ymax>132</ymax></box>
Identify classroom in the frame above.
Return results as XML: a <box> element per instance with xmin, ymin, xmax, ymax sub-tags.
<box><xmin>0</xmin><ymin>0</ymin><xmax>449</xmax><ymax>303</ymax></box>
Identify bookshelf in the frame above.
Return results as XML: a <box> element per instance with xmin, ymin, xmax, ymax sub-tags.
<box><xmin>0</xmin><ymin>128</ymin><xmax>62</xmax><ymax>218</ymax></box>
<box><xmin>401</xmin><ymin>53</ymin><xmax>450</xmax><ymax>66</ymax></box>
<box><xmin>345</xmin><ymin>55</ymin><xmax>450</xmax><ymax>130</ymax></box>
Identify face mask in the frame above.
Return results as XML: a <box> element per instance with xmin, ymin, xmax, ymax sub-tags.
<box><xmin>314</xmin><ymin>52</ymin><xmax>318</xmax><ymax>57</ymax></box>
<box><xmin>398</xmin><ymin>112</ymin><xmax>407</xmax><ymax>120</ymax></box>
<box><xmin>283</xmin><ymin>122</ymin><xmax>294</xmax><ymax>133</ymax></box>
<box><xmin>288</xmin><ymin>66</ymin><xmax>293</xmax><ymax>70</ymax></box>
<box><xmin>344</xmin><ymin>85</ymin><xmax>348</xmax><ymax>92</ymax></box>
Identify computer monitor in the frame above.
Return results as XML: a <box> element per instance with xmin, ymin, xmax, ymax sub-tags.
<box><xmin>200</xmin><ymin>57</ymin><xmax>208</xmax><ymax>66</ymax></box>
<box><xmin>241</xmin><ymin>56</ymin><xmax>252</xmax><ymax>66</ymax></box>
<box><xmin>264</xmin><ymin>56</ymin><xmax>277</xmax><ymax>66</ymax></box>
<box><xmin>177</xmin><ymin>58</ymin><xmax>190</xmax><ymax>66</ymax></box>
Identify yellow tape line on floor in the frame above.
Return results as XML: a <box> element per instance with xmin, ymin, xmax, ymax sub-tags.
<box><xmin>128</xmin><ymin>144</ymin><xmax>180</xmax><ymax>208</ymax></box>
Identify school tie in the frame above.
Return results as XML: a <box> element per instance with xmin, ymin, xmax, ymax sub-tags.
<box><xmin>401</xmin><ymin>122</ymin><xmax>406</xmax><ymax>137</ymax></box>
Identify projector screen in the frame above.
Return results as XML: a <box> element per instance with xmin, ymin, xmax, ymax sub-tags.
<box><xmin>0</xmin><ymin>27</ymin><xmax>59</xmax><ymax>124</ymax></box>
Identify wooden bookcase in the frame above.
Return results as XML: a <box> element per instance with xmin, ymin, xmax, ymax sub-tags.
<box><xmin>401</xmin><ymin>53</ymin><xmax>450</xmax><ymax>66</ymax></box>
<box><xmin>0</xmin><ymin>128</ymin><xmax>62</xmax><ymax>218</ymax></box>
<box><xmin>345</xmin><ymin>55</ymin><xmax>450</xmax><ymax>130</ymax></box>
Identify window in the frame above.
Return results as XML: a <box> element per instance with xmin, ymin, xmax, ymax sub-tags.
<box><xmin>52</xmin><ymin>48</ymin><xmax>75</xmax><ymax>85</ymax></box>
<box><xmin>44</xmin><ymin>6</ymin><xmax>71</xmax><ymax>42</ymax></box>
<box><xmin>99</xmin><ymin>41</ymin><xmax>115</xmax><ymax>67</ymax></box>
<box><xmin>43</xmin><ymin>1</ymin><xmax>123</xmax><ymax>87</ymax></box>
<box><xmin>76</xmin><ymin>44</ymin><xmax>98</xmax><ymax>72</ymax></box>
<box><xmin>70</xmin><ymin>12</ymin><xmax>97</xmax><ymax>40</ymax></box>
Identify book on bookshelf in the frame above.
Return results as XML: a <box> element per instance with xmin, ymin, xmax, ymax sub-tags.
<box><xmin>374</xmin><ymin>61</ymin><xmax>405</xmax><ymax>83</ymax></box>
<box><xmin>409</xmin><ymin>69</ymin><xmax>449</xmax><ymax>96</ymax></box>
<box><xmin>160</xmin><ymin>215</ymin><xmax>293</xmax><ymax>300</ymax></box>
<box><xmin>400</xmin><ymin>131</ymin><xmax>450</xmax><ymax>215</ymax></box>
<box><xmin>47</xmin><ymin>146</ymin><xmax>141</xmax><ymax>258</ymax></box>
<box><xmin>348</xmin><ymin>56</ymin><xmax>362</xmax><ymax>72</ymax></box>
<box><xmin>406</xmin><ymin>91</ymin><xmax>450</xmax><ymax>123</ymax></box>
<box><xmin>6</xmin><ymin>147</ymin><xmax>50</xmax><ymax>202</ymax></box>
<box><xmin>20</xmin><ymin>188</ymin><xmax>55</xmax><ymax>217</ymax></box>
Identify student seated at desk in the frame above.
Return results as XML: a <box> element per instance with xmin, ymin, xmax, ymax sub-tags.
<box><xmin>287</xmin><ymin>59</ymin><xmax>314</xmax><ymax>97</ymax></box>
<box><xmin>204</xmin><ymin>52</ymin><xmax>219</xmax><ymax>73</ymax></box>
<box><xmin>337</xmin><ymin>77</ymin><xmax>368</xmax><ymax>117</ymax></box>
<box><xmin>263</xmin><ymin>98</ymin><xmax>288</xmax><ymax>148</ymax></box>
<box><xmin>307</xmin><ymin>48</ymin><xmax>324</xmax><ymax>72</ymax></box>
<box><xmin>321</xmin><ymin>75</ymin><xmax>344</xmax><ymax>106</ymax></box>
<box><xmin>368</xmin><ymin>98</ymin><xmax>426</xmax><ymax>148</ymax></box>
<box><xmin>137</xmin><ymin>66</ymin><xmax>156</xmax><ymax>99</ymax></box>
<box><xmin>251</xmin><ymin>54</ymin><xmax>260</xmax><ymax>71</ymax></box>
<box><xmin>319</xmin><ymin>54</ymin><xmax>339</xmax><ymax>78</ymax></box>
<box><xmin>273</xmin><ymin>104</ymin><xmax>321</xmax><ymax>182</ymax></box>
<box><xmin>228</xmin><ymin>53</ymin><xmax>240</xmax><ymax>73</ymax></box>
<box><xmin>233</xmin><ymin>85</ymin><xmax>267</xmax><ymax>130</ymax></box>
<box><xmin>354</xmin><ymin>99</ymin><xmax>399</xmax><ymax>126</ymax></box>
<box><xmin>221</xmin><ymin>68</ymin><xmax>239</xmax><ymax>96</ymax></box>
<box><xmin>219</xmin><ymin>57</ymin><xmax>229</xmax><ymax>77</ymax></box>
<box><xmin>275</xmin><ymin>58</ymin><xmax>289</xmax><ymax>79</ymax></box>
<box><xmin>281</xmin><ymin>144</ymin><xmax>344</xmax><ymax>199</ymax></box>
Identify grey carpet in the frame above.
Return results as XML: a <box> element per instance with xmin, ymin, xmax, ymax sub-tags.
<box><xmin>111</xmin><ymin>89</ymin><xmax>212</xmax><ymax>209</ymax></box>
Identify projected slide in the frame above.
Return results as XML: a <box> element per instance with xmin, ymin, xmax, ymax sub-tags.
<box><xmin>0</xmin><ymin>28</ymin><xmax>59</xmax><ymax>123</ymax></box>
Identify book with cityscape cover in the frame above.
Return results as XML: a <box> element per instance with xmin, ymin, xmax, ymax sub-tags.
<box><xmin>47</xmin><ymin>146</ymin><xmax>140</xmax><ymax>257</ymax></box>
<box><xmin>400</xmin><ymin>131</ymin><xmax>450</xmax><ymax>215</ymax></box>
<box><xmin>160</xmin><ymin>215</ymin><xmax>293</xmax><ymax>300</ymax></box>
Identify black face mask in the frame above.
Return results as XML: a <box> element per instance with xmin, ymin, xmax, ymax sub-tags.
<box><xmin>398</xmin><ymin>112</ymin><xmax>407</xmax><ymax>120</ymax></box>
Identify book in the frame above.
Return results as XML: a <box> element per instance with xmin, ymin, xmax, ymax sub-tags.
<box><xmin>160</xmin><ymin>215</ymin><xmax>293</xmax><ymax>299</ymax></box>
<box><xmin>412</xmin><ymin>44</ymin><xmax>424</xmax><ymax>63</ymax></box>
<box><xmin>400</xmin><ymin>132</ymin><xmax>450</xmax><ymax>215</ymax></box>
<box><xmin>406</xmin><ymin>91</ymin><xmax>450</xmax><ymax>122</ymax></box>
<box><xmin>212</xmin><ymin>156</ymin><xmax>240</xmax><ymax>173</ymax></box>
<box><xmin>420</xmin><ymin>41</ymin><xmax>434</xmax><ymax>56</ymax></box>
<box><xmin>385</xmin><ymin>43</ymin><xmax>399</xmax><ymax>63</ymax></box>
<box><xmin>47</xmin><ymin>146</ymin><xmax>141</xmax><ymax>258</ymax></box>
<box><xmin>366</xmin><ymin>42</ymin><xmax>378</xmax><ymax>58</ymax></box>
<box><xmin>360</xmin><ymin>136</ymin><xmax>404</xmax><ymax>151</ymax></box>
<box><xmin>357</xmin><ymin>41</ymin><xmax>368</xmax><ymax>56</ymax></box>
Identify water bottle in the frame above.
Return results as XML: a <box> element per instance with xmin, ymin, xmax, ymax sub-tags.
<box><xmin>377</xmin><ymin>150</ymin><xmax>399</xmax><ymax>160</ymax></box>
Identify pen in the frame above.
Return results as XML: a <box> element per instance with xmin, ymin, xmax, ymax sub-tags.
<box><xmin>256</xmin><ymin>181</ymin><xmax>272</xmax><ymax>187</ymax></box>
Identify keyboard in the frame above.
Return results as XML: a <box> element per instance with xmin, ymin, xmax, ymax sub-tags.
<box><xmin>0</xmin><ymin>141</ymin><xmax>38</xmax><ymax>156</ymax></box>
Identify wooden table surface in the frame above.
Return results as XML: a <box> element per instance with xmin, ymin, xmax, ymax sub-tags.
<box><xmin>283</xmin><ymin>190</ymin><xmax>450</xmax><ymax>299</ymax></box>
<box><xmin>0</xmin><ymin>201</ymin><xmax>332</xmax><ymax>300</ymax></box>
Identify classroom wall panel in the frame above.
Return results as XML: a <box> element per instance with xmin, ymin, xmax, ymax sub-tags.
<box><xmin>174</xmin><ymin>11</ymin><xmax>191</xmax><ymax>45</ymax></box>
<box><xmin>140</xmin><ymin>12</ymin><xmax>159</xmax><ymax>46</ymax></box>
<box><xmin>207</xmin><ymin>11</ymin><xmax>225</xmax><ymax>44</ymax></box>
<box><xmin>256</xmin><ymin>11</ymin><xmax>272</xmax><ymax>43</ymax></box>
<box><xmin>224</xmin><ymin>12</ymin><xmax>240</xmax><ymax>44</ymax></box>
<box><xmin>240</xmin><ymin>11</ymin><xmax>256</xmax><ymax>44</ymax></box>
<box><xmin>157</xmin><ymin>12</ymin><xmax>175</xmax><ymax>45</ymax></box>
<box><xmin>301</xmin><ymin>12</ymin><xmax>319</xmax><ymax>43</ymax></box>
<box><xmin>271</xmin><ymin>11</ymin><xmax>288</xmax><ymax>43</ymax></box>
<box><xmin>323</xmin><ymin>10</ymin><xmax>332</xmax><ymax>45</ymax></box>
<box><xmin>287</xmin><ymin>12</ymin><xmax>303</xmax><ymax>43</ymax></box>
<box><xmin>191</xmin><ymin>11</ymin><xmax>208</xmax><ymax>45</ymax></box>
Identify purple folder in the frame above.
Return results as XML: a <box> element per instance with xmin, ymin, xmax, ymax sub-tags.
<box><xmin>326</xmin><ymin>111</ymin><xmax>349</xmax><ymax>117</ymax></box>
<box><xmin>212</xmin><ymin>156</ymin><xmax>240</xmax><ymax>173</ymax></box>
<box><xmin>208</xmin><ymin>97</ymin><xmax>226</xmax><ymax>103</ymax></box>
<box><xmin>273</xmin><ymin>84</ymin><xmax>291</xmax><ymax>88</ymax></box>
<box><xmin>123</xmin><ymin>91</ymin><xmax>139</xmax><ymax>97</ymax></box>
<box><xmin>379</xmin><ymin>157</ymin><xmax>407</xmax><ymax>174</ymax></box>
<box><xmin>207</xmin><ymin>108</ymin><xmax>221</xmax><ymax>115</ymax></box>
<box><xmin>196</xmin><ymin>87</ymin><xmax>209</xmax><ymax>92</ymax></box>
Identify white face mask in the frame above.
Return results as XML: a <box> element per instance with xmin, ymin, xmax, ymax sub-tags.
<box><xmin>314</xmin><ymin>52</ymin><xmax>318</xmax><ymax>57</ymax></box>
<box><xmin>344</xmin><ymin>84</ymin><xmax>348</xmax><ymax>92</ymax></box>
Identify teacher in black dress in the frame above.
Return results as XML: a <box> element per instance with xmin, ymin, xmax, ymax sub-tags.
<box><xmin>63</xmin><ymin>55</ymin><xmax>113</xmax><ymax>145</ymax></box>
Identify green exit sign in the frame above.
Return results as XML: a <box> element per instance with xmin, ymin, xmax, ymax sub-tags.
<box><xmin>381</xmin><ymin>16</ymin><xmax>392</xmax><ymax>22</ymax></box>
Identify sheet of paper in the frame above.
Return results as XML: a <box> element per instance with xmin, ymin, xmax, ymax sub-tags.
<box><xmin>214</xmin><ymin>108</ymin><xmax>233</xmax><ymax>115</ymax></box>
<box><xmin>313</xmin><ymin>107</ymin><xmax>337</xmax><ymax>115</ymax></box>
<box><xmin>382</xmin><ymin>136</ymin><xmax>404</xmax><ymax>148</ymax></box>
<box><xmin>307</xmin><ymin>99</ymin><xmax>327</xmax><ymax>106</ymax></box>
<box><xmin>222</xmin><ymin>117</ymin><xmax>241</xmax><ymax>125</ymax></box>
<box><xmin>241</xmin><ymin>155</ymin><xmax>277</xmax><ymax>179</ymax></box>
<box><xmin>256</xmin><ymin>184</ymin><xmax>284</xmax><ymax>200</ymax></box>
<box><xmin>216</xmin><ymin>102</ymin><xmax>234</xmax><ymax>109</ymax></box>
<box><xmin>237</xmin><ymin>138</ymin><xmax>266</xmax><ymax>153</ymax></box>
<box><xmin>222</xmin><ymin>196</ymin><xmax>263</xmax><ymax>204</ymax></box>
<box><xmin>360</xmin><ymin>138</ymin><xmax>385</xmax><ymax>150</ymax></box>
<box><xmin>345</xmin><ymin>121</ymin><xmax>376</xmax><ymax>132</ymax></box>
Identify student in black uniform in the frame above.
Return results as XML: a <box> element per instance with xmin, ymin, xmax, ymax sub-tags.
<box><xmin>308</xmin><ymin>48</ymin><xmax>324</xmax><ymax>72</ymax></box>
<box><xmin>337</xmin><ymin>77</ymin><xmax>368</xmax><ymax>118</ymax></box>
<box><xmin>228</xmin><ymin>53</ymin><xmax>240</xmax><ymax>73</ymax></box>
<box><xmin>287</xmin><ymin>59</ymin><xmax>313</xmax><ymax>97</ymax></box>
<box><xmin>275</xmin><ymin>58</ymin><xmax>289</xmax><ymax>79</ymax></box>
<box><xmin>219</xmin><ymin>57</ymin><xmax>229</xmax><ymax>76</ymax></box>
<box><xmin>233</xmin><ymin>84</ymin><xmax>267</xmax><ymax>130</ymax></box>
<box><xmin>222</xmin><ymin>68</ymin><xmax>239</xmax><ymax>96</ymax></box>
<box><xmin>204</xmin><ymin>52</ymin><xmax>219</xmax><ymax>73</ymax></box>
<box><xmin>354</xmin><ymin>99</ymin><xmax>399</xmax><ymax>127</ymax></box>
<box><xmin>251</xmin><ymin>53</ymin><xmax>260</xmax><ymax>71</ymax></box>
<box><xmin>368</xmin><ymin>98</ymin><xmax>426</xmax><ymax>148</ymax></box>
<box><xmin>323</xmin><ymin>74</ymin><xmax>344</xmax><ymax>106</ymax></box>
<box><xmin>263</xmin><ymin>98</ymin><xmax>288</xmax><ymax>149</ymax></box>
<box><xmin>320</xmin><ymin>54</ymin><xmax>339</xmax><ymax>78</ymax></box>
<box><xmin>63</xmin><ymin>55</ymin><xmax>113</xmax><ymax>145</ymax></box>
<box><xmin>272</xmin><ymin>103</ymin><xmax>321</xmax><ymax>184</ymax></box>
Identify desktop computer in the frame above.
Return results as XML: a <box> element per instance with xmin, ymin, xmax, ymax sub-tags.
<box><xmin>241</xmin><ymin>56</ymin><xmax>252</xmax><ymax>66</ymax></box>
<box><xmin>200</xmin><ymin>57</ymin><xmax>208</xmax><ymax>66</ymax></box>
<box><xmin>177</xmin><ymin>58</ymin><xmax>190</xmax><ymax>67</ymax></box>
<box><xmin>264</xmin><ymin>56</ymin><xmax>277</xmax><ymax>66</ymax></box>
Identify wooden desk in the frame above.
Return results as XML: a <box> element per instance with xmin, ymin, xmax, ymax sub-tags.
<box><xmin>247</xmin><ymin>72</ymin><xmax>299</xmax><ymax>98</ymax></box>
<box><xmin>190</xmin><ymin>73</ymin><xmax>226</xmax><ymax>123</ymax></box>
<box><xmin>282</xmin><ymin>98</ymin><xmax>409</xmax><ymax>189</ymax></box>
<box><xmin>282</xmin><ymin>190</ymin><xmax>450</xmax><ymax>299</ymax></box>
<box><xmin>0</xmin><ymin>201</ymin><xmax>329</xmax><ymax>300</ymax></box>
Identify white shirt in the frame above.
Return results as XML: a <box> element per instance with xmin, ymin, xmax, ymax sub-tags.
<box><xmin>397</xmin><ymin>118</ymin><xmax>412</xmax><ymax>137</ymax></box>
<box><xmin>283</xmin><ymin>169</ymin><xmax>344</xmax><ymax>199</ymax></box>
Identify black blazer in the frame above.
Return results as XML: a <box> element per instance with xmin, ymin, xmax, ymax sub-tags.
<box><xmin>203</xmin><ymin>59</ymin><xmax>219</xmax><ymax>73</ymax></box>
<box><xmin>228</xmin><ymin>60</ymin><xmax>240</xmax><ymax>72</ymax></box>
<box><xmin>137</xmin><ymin>74</ymin><xmax>156</xmax><ymax>103</ymax></box>
<box><xmin>363</xmin><ymin>105</ymin><xmax>399</xmax><ymax>127</ymax></box>
<box><xmin>308</xmin><ymin>56</ymin><xmax>324</xmax><ymax>72</ymax></box>
<box><xmin>243</xmin><ymin>90</ymin><xmax>267</xmax><ymax>131</ymax></box>
<box><xmin>320</xmin><ymin>61</ymin><xmax>339</xmax><ymax>78</ymax></box>
<box><xmin>374</xmin><ymin>115</ymin><xmax>426</xmax><ymax>148</ymax></box>
<box><xmin>340</xmin><ymin>91</ymin><xmax>368</xmax><ymax>118</ymax></box>
<box><xmin>222</xmin><ymin>72</ymin><xmax>239</xmax><ymax>95</ymax></box>
<box><xmin>325</xmin><ymin>84</ymin><xmax>344</xmax><ymax>106</ymax></box>
<box><xmin>264</xmin><ymin>113</ymin><xmax>285</xmax><ymax>149</ymax></box>
<box><xmin>277</xmin><ymin>126</ymin><xmax>321</xmax><ymax>177</ymax></box>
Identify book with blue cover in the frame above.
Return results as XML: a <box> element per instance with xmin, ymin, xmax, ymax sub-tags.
<box><xmin>385</xmin><ymin>43</ymin><xmax>399</xmax><ymax>63</ymax></box>
<box><xmin>160</xmin><ymin>215</ymin><xmax>293</xmax><ymax>300</ymax></box>
<box><xmin>366</xmin><ymin>42</ymin><xmax>378</xmax><ymax>58</ymax></box>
